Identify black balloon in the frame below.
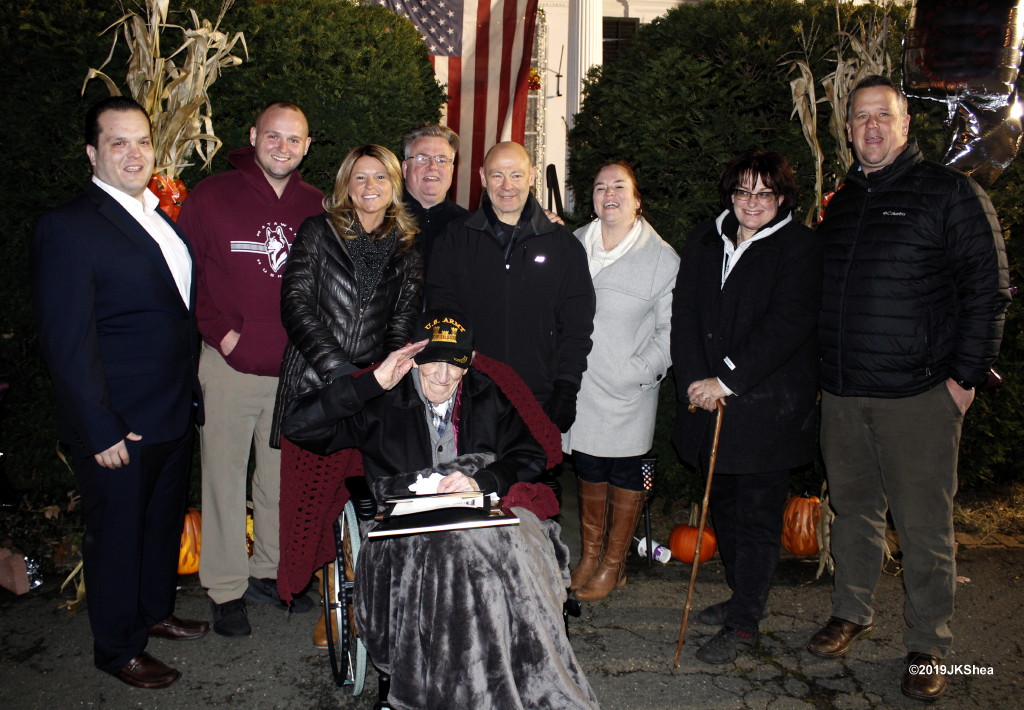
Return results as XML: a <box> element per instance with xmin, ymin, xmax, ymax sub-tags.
<box><xmin>904</xmin><ymin>0</ymin><xmax>1022</xmax><ymax>108</ymax></box>
<box><xmin>944</xmin><ymin>95</ymin><xmax>1023</xmax><ymax>188</ymax></box>
<box><xmin>903</xmin><ymin>0</ymin><xmax>1024</xmax><ymax>185</ymax></box>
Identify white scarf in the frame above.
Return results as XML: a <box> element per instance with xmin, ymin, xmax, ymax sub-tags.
<box><xmin>583</xmin><ymin>217</ymin><xmax>642</xmax><ymax>278</ymax></box>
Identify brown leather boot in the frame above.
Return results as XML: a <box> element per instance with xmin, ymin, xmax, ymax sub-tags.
<box><xmin>313</xmin><ymin>609</ymin><xmax>329</xmax><ymax>649</ymax></box>
<box><xmin>313</xmin><ymin>566</ymin><xmax>336</xmax><ymax>649</ymax></box>
<box><xmin>570</xmin><ymin>480</ymin><xmax>609</xmax><ymax>590</ymax></box>
<box><xmin>576</xmin><ymin>485</ymin><xmax>644</xmax><ymax>601</ymax></box>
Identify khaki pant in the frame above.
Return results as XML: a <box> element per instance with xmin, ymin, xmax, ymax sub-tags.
<box><xmin>821</xmin><ymin>384</ymin><xmax>963</xmax><ymax>657</ymax></box>
<box><xmin>198</xmin><ymin>343</ymin><xmax>282</xmax><ymax>604</ymax></box>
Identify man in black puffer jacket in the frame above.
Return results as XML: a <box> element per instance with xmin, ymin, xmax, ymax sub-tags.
<box><xmin>807</xmin><ymin>76</ymin><xmax>1011</xmax><ymax>702</ymax></box>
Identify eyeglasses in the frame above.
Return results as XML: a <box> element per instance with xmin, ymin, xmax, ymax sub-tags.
<box><xmin>408</xmin><ymin>153</ymin><xmax>454</xmax><ymax>167</ymax></box>
<box><xmin>733</xmin><ymin>188</ymin><xmax>776</xmax><ymax>204</ymax></box>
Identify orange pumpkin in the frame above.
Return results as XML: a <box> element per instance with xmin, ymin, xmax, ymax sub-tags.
<box><xmin>178</xmin><ymin>508</ymin><xmax>202</xmax><ymax>575</ymax></box>
<box><xmin>782</xmin><ymin>494</ymin><xmax>821</xmax><ymax>557</ymax></box>
<box><xmin>669</xmin><ymin>524</ymin><xmax>717</xmax><ymax>564</ymax></box>
<box><xmin>246</xmin><ymin>512</ymin><xmax>254</xmax><ymax>557</ymax></box>
<box><xmin>148</xmin><ymin>174</ymin><xmax>189</xmax><ymax>221</ymax></box>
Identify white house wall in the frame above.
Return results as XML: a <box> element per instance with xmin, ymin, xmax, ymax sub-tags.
<box><xmin>539</xmin><ymin>1</ymin><xmax>684</xmax><ymax>210</ymax></box>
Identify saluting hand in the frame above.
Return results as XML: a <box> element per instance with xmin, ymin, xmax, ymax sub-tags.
<box><xmin>374</xmin><ymin>340</ymin><xmax>429</xmax><ymax>390</ymax></box>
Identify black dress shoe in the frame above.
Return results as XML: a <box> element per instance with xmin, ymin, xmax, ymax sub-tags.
<box><xmin>902</xmin><ymin>652</ymin><xmax>947</xmax><ymax>701</ymax></box>
<box><xmin>149</xmin><ymin>615</ymin><xmax>210</xmax><ymax>641</ymax></box>
<box><xmin>806</xmin><ymin>616</ymin><xmax>874</xmax><ymax>658</ymax></box>
<box><xmin>113</xmin><ymin>652</ymin><xmax>180</xmax><ymax>689</ymax></box>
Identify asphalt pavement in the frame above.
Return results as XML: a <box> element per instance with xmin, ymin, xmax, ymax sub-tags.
<box><xmin>2</xmin><ymin>482</ymin><xmax>1022</xmax><ymax>709</ymax></box>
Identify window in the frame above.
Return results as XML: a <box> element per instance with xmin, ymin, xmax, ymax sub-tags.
<box><xmin>603</xmin><ymin>17</ymin><xmax>640</xmax><ymax>65</ymax></box>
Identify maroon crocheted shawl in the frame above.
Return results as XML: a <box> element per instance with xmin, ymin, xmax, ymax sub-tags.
<box><xmin>276</xmin><ymin>353</ymin><xmax>563</xmax><ymax>601</ymax></box>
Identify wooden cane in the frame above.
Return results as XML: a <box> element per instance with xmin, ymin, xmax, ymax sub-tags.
<box><xmin>673</xmin><ymin>400</ymin><xmax>725</xmax><ymax>668</ymax></box>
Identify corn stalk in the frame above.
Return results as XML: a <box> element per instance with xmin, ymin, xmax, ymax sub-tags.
<box><xmin>781</xmin><ymin>1</ymin><xmax>895</xmax><ymax>221</ymax></box>
<box><xmin>819</xmin><ymin>1</ymin><xmax>893</xmax><ymax>182</ymax></box>
<box><xmin>58</xmin><ymin>560</ymin><xmax>86</xmax><ymax>614</ymax></box>
<box><xmin>782</xmin><ymin>22</ymin><xmax>825</xmax><ymax>227</ymax></box>
<box><xmin>51</xmin><ymin>443</ymin><xmax>86</xmax><ymax>613</ymax></box>
<box><xmin>687</xmin><ymin>502</ymin><xmax>699</xmax><ymax>527</ymax></box>
<box><xmin>82</xmin><ymin>0</ymin><xmax>247</xmax><ymax>179</ymax></box>
<box><xmin>815</xmin><ymin>479</ymin><xmax>835</xmax><ymax>580</ymax></box>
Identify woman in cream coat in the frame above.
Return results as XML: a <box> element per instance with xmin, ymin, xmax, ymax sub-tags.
<box><xmin>564</xmin><ymin>161</ymin><xmax>679</xmax><ymax>601</ymax></box>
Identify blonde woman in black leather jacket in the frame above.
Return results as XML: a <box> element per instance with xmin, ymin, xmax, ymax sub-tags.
<box><xmin>272</xmin><ymin>144</ymin><xmax>423</xmax><ymax>446</ymax></box>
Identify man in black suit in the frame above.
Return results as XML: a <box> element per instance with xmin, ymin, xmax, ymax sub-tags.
<box><xmin>32</xmin><ymin>96</ymin><xmax>208</xmax><ymax>689</ymax></box>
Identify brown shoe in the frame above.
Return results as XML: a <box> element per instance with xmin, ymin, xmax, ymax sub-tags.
<box><xmin>569</xmin><ymin>479</ymin><xmax>608</xmax><ymax>591</ymax></box>
<box><xmin>149</xmin><ymin>615</ymin><xmax>210</xmax><ymax>641</ymax></box>
<box><xmin>113</xmin><ymin>652</ymin><xmax>180</xmax><ymax>689</ymax></box>
<box><xmin>902</xmin><ymin>652</ymin><xmax>947</xmax><ymax>701</ymax></box>
<box><xmin>806</xmin><ymin>616</ymin><xmax>874</xmax><ymax>658</ymax></box>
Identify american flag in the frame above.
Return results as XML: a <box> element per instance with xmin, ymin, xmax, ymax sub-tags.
<box><xmin>376</xmin><ymin>0</ymin><xmax>540</xmax><ymax>209</ymax></box>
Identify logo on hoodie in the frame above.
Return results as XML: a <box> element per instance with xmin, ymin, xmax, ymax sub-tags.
<box><xmin>230</xmin><ymin>223</ymin><xmax>294</xmax><ymax>277</ymax></box>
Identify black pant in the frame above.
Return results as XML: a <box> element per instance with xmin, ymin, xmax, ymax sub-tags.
<box><xmin>76</xmin><ymin>430</ymin><xmax>193</xmax><ymax>672</ymax></box>
<box><xmin>709</xmin><ymin>469</ymin><xmax>790</xmax><ymax>634</ymax></box>
<box><xmin>571</xmin><ymin>451</ymin><xmax>643</xmax><ymax>491</ymax></box>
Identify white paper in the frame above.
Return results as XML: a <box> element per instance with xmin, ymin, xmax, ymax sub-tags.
<box><xmin>407</xmin><ymin>471</ymin><xmax>445</xmax><ymax>495</ymax></box>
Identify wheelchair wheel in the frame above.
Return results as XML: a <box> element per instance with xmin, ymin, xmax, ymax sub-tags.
<box><xmin>324</xmin><ymin>500</ymin><xmax>367</xmax><ymax>695</ymax></box>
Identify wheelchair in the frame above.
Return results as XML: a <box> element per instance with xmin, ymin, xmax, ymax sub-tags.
<box><xmin>322</xmin><ymin>478</ymin><xmax>374</xmax><ymax>701</ymax></box>
<box><xmin>322</xmin><ymin>475</ymin><xmax>580</xmax><ymax>709</ymax></box>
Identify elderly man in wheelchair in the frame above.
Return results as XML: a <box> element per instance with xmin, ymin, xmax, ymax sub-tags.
<box><xmin>281</xmin><ymin>309</ymin><xmax>599</xmax><ymax>710</ymax></box>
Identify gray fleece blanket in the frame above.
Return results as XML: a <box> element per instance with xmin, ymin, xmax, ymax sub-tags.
<box><xmin>355</xmin><ymin>457</ymin><xmax>600</xmax><ymax>709</ymax></box>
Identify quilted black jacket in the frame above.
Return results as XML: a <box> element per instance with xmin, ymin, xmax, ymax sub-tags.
<box><xmin>271</xmin><ymin>213</ymin><xmax>423</xmax><ymax>446</ymax></box>
<box><xmin>818</xmin><ymin>141</ymin><xmax>1010</xmax><ymax>397</ymax></box>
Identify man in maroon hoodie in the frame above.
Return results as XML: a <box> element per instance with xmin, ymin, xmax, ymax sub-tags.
<box><xmin>178</xmin><ymin>101</ymin><xmax>324</xmax><ymax>636</ymax></box>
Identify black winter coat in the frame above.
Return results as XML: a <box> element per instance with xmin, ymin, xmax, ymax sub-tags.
<box><xmin>403</xmin><ymin>192</ymin><xmax>468</xmax><ymax>283</ymax></box>
<box><xmin>426</xmin><ymin>195</ymin><xmax>595</xmax><ymax>403</ymax></box>
<box><xmin>818</xmin><ymin>142</ymin><xmax>1010</xmax><ymax>397</ymax></box>
<box><xmin>671</xmin><ymin>211</ymin><xmax>822</xmax><ymax>474</ymax></box>
<box><xmin>280</xmin><ymin>368</ymin><xmax>545</xmax><ymax>496</ymax></box>
<box><xmin>271</xmin><ymin>213</ymin><xmax>423</xmax><ymax>446</ymax></box>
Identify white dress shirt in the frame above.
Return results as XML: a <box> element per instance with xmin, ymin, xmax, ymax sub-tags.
<box><xmin>92</xmin><ymin>176</ymin><xmax>192</xmax><ymax>307</ymax></box>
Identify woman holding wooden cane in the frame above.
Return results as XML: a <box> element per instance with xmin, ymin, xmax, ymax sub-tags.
<box><xmin>671</xmin><ymin>149</ymin><xmax>821</xmax><ymax>663</ymax></box>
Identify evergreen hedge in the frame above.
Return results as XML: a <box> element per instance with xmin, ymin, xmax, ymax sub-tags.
<box><xmin>189</xmin><ymin>0</ymin><xmax>446</xmax><ymax>187</ymax></box>
<box><xmin>566</xmin><ymin>0</ymin><xmax>1022</xmax><ymax>501</ymax></box>
<box><xmin>0</xmin><ymin>0</ymin><xmax>444</xmax><ymax>500</ymax></box>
